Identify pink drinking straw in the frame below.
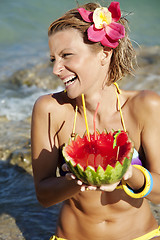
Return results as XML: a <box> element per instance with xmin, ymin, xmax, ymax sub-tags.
<box><xmin>93</xmin><ymin>102</ymin><xmax>100</xmax><ymax>140</ymax></box>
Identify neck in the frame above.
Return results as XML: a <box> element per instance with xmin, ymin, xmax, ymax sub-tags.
<box><xmin>76</xmin><ymin>84</ymin><xmax>117</xmax><ymax>114</ymax></box>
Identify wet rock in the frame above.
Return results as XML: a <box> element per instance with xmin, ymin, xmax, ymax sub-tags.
<box><xmin>0</xmin><ymin>214</ymin><xmax>25</xmax><ymax>240</ymax></box>
<box><xmin>120</xmin><ymin>46</ymin><xmax>160</xmax><ymax>93</ymax></box>
<box><xmin>7</xmin><ymin>61</ymin><xmax>63</xmax><ymax>90</ymax></box>
<box><xmin>8</xmin><ymin>141</ymin><xmax>32</xmax><ymax>175</ymax></box>
<box><xmin>0</xmin><ymin>118</ymin><xmax>32</xmax><ymax>174</ymax></box>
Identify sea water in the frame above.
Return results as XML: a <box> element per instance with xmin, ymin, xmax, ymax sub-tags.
<box><xmin>0</xmin><ymin>0</ymin><xmax>160</xmax><ymax>120</ymax></box>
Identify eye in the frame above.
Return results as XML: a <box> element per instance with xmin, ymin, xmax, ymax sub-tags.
<box><xmin>50</xmin><ymin>58</ymin><xmax>55</xmax><ymax>63</ymax></box>
<box><xmin>62</xmin><ymin>53</ymin><xmax>72</xmax><ymax>58</ymax></box>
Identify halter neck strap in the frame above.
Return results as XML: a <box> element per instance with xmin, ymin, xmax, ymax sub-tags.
<box><xmin>113</xmin><ymin>82</ymin><xmax>126</xmax><ymax>132</ymax></box>
<box><xmin>71</xmin><ymin>83</ymin><xmax>126</xmax><ymax>138</ymax></box>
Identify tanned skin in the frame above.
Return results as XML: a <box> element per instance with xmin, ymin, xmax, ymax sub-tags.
<box><xmin>31</xmin><ymin>29</ymin><xmax>160</xmax><ymax>240</ymax></box>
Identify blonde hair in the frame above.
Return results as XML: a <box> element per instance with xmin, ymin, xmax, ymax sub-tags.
<box><xmin>48</xmin><ymin>3</ymin><xmax>136</xmax><ymax>84</ymax></box>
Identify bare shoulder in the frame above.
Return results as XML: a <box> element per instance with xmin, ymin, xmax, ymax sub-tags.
<box><xmin>32</xmin><ymin>91</ymin><xmax>73</xmax><ymax>116</ymax></box>
<box><xmin>130</xmin><ymin>90</ymin><xmax>160</xmax><ymax>113</ymax></box>
<box><xmin>33</xmin><ymin>91</ymin><xmax>61</xmax><ymax>113</ymax></box>
<box><xmin>125</xmin><ymin>89</ymin><xmax>160</xmax><ymax>115</ymax></box>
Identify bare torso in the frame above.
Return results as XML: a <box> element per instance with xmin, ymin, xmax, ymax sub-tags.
<box><xmin>31</xmin><ymin>87</ymin><xmax>160</xmax><ymax>240</ymax></box>
<box><xmin>49</xmin><ymin>89</ymin><xmax>158</xmax><ymax>239</ymax></box>
<box><xmin>56</xmin><ymin>192</ymin><xmax>157</xmax><ymax>240</ymax></box>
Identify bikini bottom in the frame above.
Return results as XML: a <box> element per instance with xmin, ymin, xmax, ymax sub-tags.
<box><xmin>49</xmin><ymin>236</ymin><xmax>65</xmax><ymax>240</ymax></box>
<box><xmin>134</xmin><ymin>226</ymin><xmax>160</xmax><ymax>240</ymax></box>
<box><xmin>49</xmin><ymin>226</ymin><xmax>160</xmax><ymax>240</ymax></box>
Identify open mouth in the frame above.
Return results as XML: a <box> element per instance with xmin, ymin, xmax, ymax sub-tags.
<box><xmin>63</xmin><ymin>75</ymin><xmax>77</xmax><ymax>87</ymax></box>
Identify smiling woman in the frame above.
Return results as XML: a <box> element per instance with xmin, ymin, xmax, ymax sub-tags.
<box><xmin>48</xmin><ymin>2</ymin><xmax>135</xmax><ymax>85</ymax></box>
<box><xmin>31</xmin><ymin>2</ymin><xmax>160</xmax><ymax>240</ymax></box>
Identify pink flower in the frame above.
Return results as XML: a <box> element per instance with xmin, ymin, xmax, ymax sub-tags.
<box><xmin>78</xmin><ymin>2</ymin><xmax>125</xmax><ymax>48</ymax></box>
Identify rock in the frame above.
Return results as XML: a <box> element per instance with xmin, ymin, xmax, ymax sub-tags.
<box><xmin>7</xmin><ymin>61</ymin><xmax>63</xmax><ymax>90</ymax></box>
<box><xmin>119</xmin><ymin>46</ymin><xmax>160</xmax><ymax>93</ymax></box>
<box><xmin>0</xmin><ymin>214</ymin><xmax>25</xmax><ymax>240</ymax></box>
<box><xmin>0</xmin><ymin>118</ymin><xmax>32</xmax><ymax>174</ymax></box>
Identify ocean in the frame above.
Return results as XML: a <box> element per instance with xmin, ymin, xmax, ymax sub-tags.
<box><xmin>0</xmin><ymin>0</ymin><xmax>160</xmax><ymax>239</ymax></box>
<box><xmin>0</xmin><ymin>0</ymin><xmax>160</xmax><ymax>120</ymax></box>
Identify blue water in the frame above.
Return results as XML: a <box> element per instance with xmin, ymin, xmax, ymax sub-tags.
<box><xmin>0</xmin><ymin>0</ymin><xmax>159</xmax><ymax>120</ymax></box>
<box><xmin>0</xmin><ymin>0</ymin><xmax>159</xmax><ymax>77</ymax></box>
<box><xmin>0</xmin><ymin>0</ymin><xmax>159</xmax><ymax>86</ymax></box>
<box><xmin>0</xmin><ymin>161</ymin><xmax>62</xmax><ymax>240</ymax></box>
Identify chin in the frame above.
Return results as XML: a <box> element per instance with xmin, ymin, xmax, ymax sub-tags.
<box><xmin>66</xmin><ymin>91</ymin><xmax>78</xmax><ymax>100</ymax></box>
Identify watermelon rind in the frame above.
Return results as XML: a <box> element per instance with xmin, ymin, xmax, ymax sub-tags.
<box><xmin>62</xmin><ymin>131</ymin><xmax>134</xmax><ymax>186</ymax></box>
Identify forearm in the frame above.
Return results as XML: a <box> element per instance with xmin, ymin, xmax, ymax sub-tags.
<box><xmin>35</xmin><ymin>176</ymin><xmax>81</xmax><ymax>207</ymax></box>
<box><xmin>125</xmin><ymin>166</ymin><xmax>160</xmax><ymax>204</ymax></box>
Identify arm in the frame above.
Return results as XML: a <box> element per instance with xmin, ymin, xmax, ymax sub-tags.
<box><xmin>31</xmin><ymin>95</ymin><xmax>81</xmax><ymax>207</ymax></box>
<box><xmin>125</xmin><ymin>91</ymin><xmax>160</xmax><ymax>203</ymax></box>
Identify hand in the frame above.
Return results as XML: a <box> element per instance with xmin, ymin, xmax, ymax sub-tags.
<box><xmin>62</xmin><ymin>163</ymin><xmax>133</xmax><ymax>192</ymax></box>
<box><xmin>62</xmin><ymin>163</ymin><xmax>83</xmax><ymax>186</ymax></box>
<box><xmin>99</xmin><ymin>181</ymin><xmax>120</xmax><ymax>192</ymax></box>
<box><xmin>61</xmin><ymin>163</ymin><xmax>96</xmax><ymax>191</ymax></box>
<box><xmin>99</xmin><ymin>165</ymin><xmax>133</xmax><ymax>192</ymax></box>
<box><xmin>123</xmin><ymin>164</ymin><xmax>133</xmax><ymax>181</ymax></box>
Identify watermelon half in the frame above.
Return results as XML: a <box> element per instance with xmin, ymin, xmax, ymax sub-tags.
<box><xmin>62</xmin><ymin>130</ymin><xmax>134</xmax><ymax>186</ymax></box>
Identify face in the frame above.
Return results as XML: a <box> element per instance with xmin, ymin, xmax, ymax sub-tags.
<box><xmin>49</xmin><ymin>28</ymin><xmax>110</xmax><ymax>99</ymax></box>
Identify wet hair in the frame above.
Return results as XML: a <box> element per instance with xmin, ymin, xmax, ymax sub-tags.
<box><xmin>48</xmin><ymin>2</ymin><xmax>136</xmax><ymax>84</ymax></box>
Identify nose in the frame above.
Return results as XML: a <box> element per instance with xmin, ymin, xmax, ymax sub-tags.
<box><xmin>53</xmin><ymin>59</ymin><xmax>64</xmax><ymax>76</ymax></box>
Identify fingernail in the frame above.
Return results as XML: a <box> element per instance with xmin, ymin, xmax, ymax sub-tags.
<box><xmin>77</xmin><ymin>180</ymin><xmax>83</xmax><ymax>185</ymax></box>
<box><xmin>81</xmin><ymin>186</ymin><xmax>85</xmax><ymax>192</ymax></box>
<box><xmin>88</xmin><ymin>186</ymin><xmax>96</xmax><ymax>190</ymax></box>
<box><xmin>71</xmin><ymin>175</ymin><xmax>76</xmax><ymax>179</ymax></box>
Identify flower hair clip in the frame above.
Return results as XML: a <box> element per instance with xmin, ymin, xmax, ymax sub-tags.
<box><xmin>78</xmin><ymin>2</ymin><xmax>125</xmax><ymax>48</ymax></box>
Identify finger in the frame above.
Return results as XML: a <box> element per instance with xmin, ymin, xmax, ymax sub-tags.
<box><xmin>77</xmin><ymin>180</ymin><xmax>83</xmax><ymax>186</ymax></box>
<box><xmin>65</xmin><ymin>173</ymin><xmax>76</xmax><ymax>180</ymax></box>
<box><xmin>100</xmin><ymin>181</ymin><xmax>120</xmax><ymax>192</ymax></box>
<box><xmin>123</xmin><ymin>165</ymin><xmax>133</xmax><ymax>181</ymax></box>
<box><xmin>88</xmin><ymin>186</ymin><xmax>97</xmax><ymax>190</ymax></box>
<box><xmin>80</xmin><ymin>186</ymin><xmax>86</xmax><ymax>192</ymax></box>
<box><xmin>62</xmin><ymin>163</ymin><xmax>69</xmax><ymax>172</ymax></box>
<box><xmin>80</xmin><ymin>185</ymin><xmax>97</xmax><ymax>192</ymax></box>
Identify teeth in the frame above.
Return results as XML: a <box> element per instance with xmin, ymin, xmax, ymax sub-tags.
<box><xmin>63</xmin><ymin>75</ymin><xmax>76</xmax><ymax>84</ymax></box>
<box><xmin>63</xmin><ymin>75</ymin><xmax>77</xmax><ymax>87</ymax></box>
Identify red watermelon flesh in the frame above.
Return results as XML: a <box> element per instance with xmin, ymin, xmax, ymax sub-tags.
<box><xmin>63</xmin><ymin>130</ymin><xmax>134</xmax><ymax>185</ymax></box>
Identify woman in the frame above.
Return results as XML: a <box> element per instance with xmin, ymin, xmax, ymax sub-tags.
<box><xmin>31</xmin><ymin>2</ymin><xmax>160</xmax><ymax>239</ymax></box>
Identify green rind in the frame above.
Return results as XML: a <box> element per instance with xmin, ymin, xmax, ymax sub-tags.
<box><xmin>63</xmin><ymin>153</ymin><xmax>133</xmax><ymax>186</ymax></box>
<box><xmin>84</xmin><ymin>166</ymin><xmax>101</xmax><ymax>185</ymax></box>
<box><xmin>74</xmin><ymin>164</ymin><xmax>86</xmax><ymax>182</ymax></box>
<box><xmin>66</xmin><ymin>157</ymin><xmax>132</xmax><ymax>186</ymax></box>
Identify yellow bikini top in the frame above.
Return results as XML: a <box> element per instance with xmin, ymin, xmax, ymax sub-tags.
<box><xmin>71</xmin><ymin>82</ymin><xmax>126</xmax><ymax>140</ymax></box>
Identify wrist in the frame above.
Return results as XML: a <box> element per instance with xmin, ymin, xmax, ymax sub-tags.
<box><xmin>121</xmin><ymin>165</ymin><xmax>153</xmax><ymax>198</ymax></box>
<box><xmin>125</xmin><ymin>165</ymin><xmax>145</xmax><ymax>191</ymax></box>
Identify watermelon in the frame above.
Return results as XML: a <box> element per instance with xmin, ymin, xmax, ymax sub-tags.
<box><xmin>62</xmin><ymin>130</ymin><xmax>134</xmax><ymax>186</ymax></box>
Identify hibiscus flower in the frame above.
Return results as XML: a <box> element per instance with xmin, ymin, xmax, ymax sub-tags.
<box><xmin>78</xmin><ymin>2</ymin><xmax>125</xmax><ymax>48</ymax></box>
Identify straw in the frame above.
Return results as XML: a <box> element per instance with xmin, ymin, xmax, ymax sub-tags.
<box><xmin>93</xmin><ymin>102</ymin><xmax>100</xmax><ymax>140</ymax></box>
<box><xmin>81</xmin><ymin>94</ymin><xmax>90</xmax><ymax>141</ymax></box>
<box><xmin>71</xmin><ymin>105</ymin><xmax>78</xmax><ymax>140</ymax></box>
<box><xmin>116</xmin><ymin>146</ymin><xmax>120</xmax><ymax>160</ymax></box>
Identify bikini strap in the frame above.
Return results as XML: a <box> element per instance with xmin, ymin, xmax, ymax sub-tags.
<box><xmin>114</xmin><ymin>82</ymin><xmax>126</xmax><ymax>132</ymax></box>
<box><xmin>71</xmin><ymin>83</ymin><xmax>126</xmax><ymax>138</ymax></box>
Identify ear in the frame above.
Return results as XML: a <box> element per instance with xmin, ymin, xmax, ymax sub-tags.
<box><xmin>101</xmin><ymin>47</ymin><xmax>113</xmax><ymax>66</ymax></box>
